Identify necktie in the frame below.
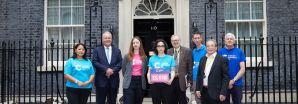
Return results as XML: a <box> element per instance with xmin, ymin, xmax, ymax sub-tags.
<box><xmin>174</xmin><ymin>50</ymin><xmax>178</xmax><ymax>60</ymax></box>
<box><xmin>106</xmin><ymin>48</ymin><xmax>110</xmax><ymax>64</ymax></box>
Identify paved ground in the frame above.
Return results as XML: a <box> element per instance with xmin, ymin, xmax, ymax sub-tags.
<box><xmin>2</xmin><ymin>89</ymin><xmax>296</xmax><ymax>104</ymax></box>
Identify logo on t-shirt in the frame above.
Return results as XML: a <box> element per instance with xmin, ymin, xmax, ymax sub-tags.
<box><xmin>223</xmin><ymin>54</ymin><xmax>237</xmax><ymax>60</ymax></box>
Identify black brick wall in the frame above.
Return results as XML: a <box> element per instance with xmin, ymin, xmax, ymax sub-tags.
<box><xmin>267</xmin><ymin>0</ymin><xmax>298</xmax><ymax>38</ymax></box>
<box><xmin>0</xmin><ymin>0</ymin><xmax>44</xmax><ymax>41</ymax></box>
<box><xmin>189</xmin><ymin>0</ymin><xmax>225</xmax><ymax>42</ymax></box>
<box><xmin>85</xmin><ymin>0</ymin><xmax>119</xmax><ymax>48</ymax></box>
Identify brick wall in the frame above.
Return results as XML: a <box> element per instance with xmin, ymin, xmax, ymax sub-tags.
<box><xmin>85</xmin><ymin>0</ymin><xmax>119</xmax><ymax>48</ymax></box>
<box><xmin>267</xmin><ymin>0</ymin><xmax>298</xmax><ymax>38</ymax></box>
<box><xmin>0</xmin><ymin>0</ymin><xmax>44</xmax><ymax>41</ymax></box>
<box><xmin>189</xmin><ymin>0</ymin><xmax>225</xmax><ymax>43</ymax></box>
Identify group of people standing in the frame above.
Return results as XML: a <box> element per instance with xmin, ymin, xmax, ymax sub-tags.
<box><xmin>63</xmin><ymin>31</ymin><xmax>246</xmax><ymax>104</ymax></box>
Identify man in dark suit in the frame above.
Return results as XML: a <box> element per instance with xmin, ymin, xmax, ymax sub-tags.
<box><xmin>92</xmin><ymin>31</ymin><xmax>122</xmax><ymax>104</ymax></box>
<box><xmin>167</xmin><ymin>35</ymin><xmax>193</xmax><ymax>104</ymax></box>
<box><xmin>196</xmin><ymin>39</ymin><xmax>229</xmax><ymax>104</ymax></box>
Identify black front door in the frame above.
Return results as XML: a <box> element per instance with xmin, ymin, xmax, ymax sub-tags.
<box><xmin>133</xmin><ymin>19</ymin><xmax>174</xmax><ymax>97</ymax></box>
<box><xmin>134</xmin><ymin>19</ymin><xmax>174</xmax><ymax>57</ymax></box>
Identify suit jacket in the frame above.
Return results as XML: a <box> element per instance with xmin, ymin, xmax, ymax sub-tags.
<box><xmin>196</xmin><ymin>54</ymin><xmax>229</xmax><ymax>100</ymax></box>
<box><xmin>122</xmin><ymin>54</ymin><xmax>148</xmax><ymax>90</ymax></box>
<box><xmin>167</xmin><ymin>46</ymin><xmax>193</xmax><ymax>91</ymax></box>
<box><xmin>92</xmin><ymin>46</ymin><xmax>122</xmax><ymax>88</ymax></box>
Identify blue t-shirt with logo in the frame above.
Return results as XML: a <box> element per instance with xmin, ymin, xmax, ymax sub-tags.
<box><xmin>192</xmin><ymin>45</ymin><xmax>207</xmax><ymax>81</ymax></box>
<box><xmin>64</xmin><ymin>58</ymin><xmax>95</xmax><ymax>88</ymax></box>
<box><xmin>218</xmin><ymin>47</ymin><xmax>246</xmax><ymax>86</ymax></box>
<box><xmin>148</xmin><ymin>55</ymin><xmax>176</xmax><ymax>83</ymax></box>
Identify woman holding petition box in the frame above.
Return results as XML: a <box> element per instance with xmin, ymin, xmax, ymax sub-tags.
<box><xmin>147</xmin><ymin>39</ymin><xmax>176</xmax><ymax>104</ymax></box>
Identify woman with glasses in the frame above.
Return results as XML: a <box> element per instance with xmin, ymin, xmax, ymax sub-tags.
<box><xmin>122</xmin><ymin>36</ymin><xmax>148</xmax><ymax>104</ymax></box>
<box><xmin>147</xmin><ymin>39</ymin><xmax>176</xmax><ymax>104</ymax></box>
<box><xmin>64</xmin><ymin>43</ymin><xmax>95</xmax><ymax>104</ymax></box>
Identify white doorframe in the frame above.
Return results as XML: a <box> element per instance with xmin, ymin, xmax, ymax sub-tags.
<box><xmin>119</xmin><ymin>0</ymin><xmax>190</xmax><ymax>56</ymax></box>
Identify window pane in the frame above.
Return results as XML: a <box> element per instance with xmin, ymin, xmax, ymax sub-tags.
<box><xmin>240</xmin><ymin>40</ymin><xmax>261</xmax><ymax>57</ymax></box>
<box><xmin>73</xmin><ymin>27</ymin><xmax>85</xmax><ymax>42</ymax></box>
<box><xmin>61</xmin><ymin>0</ymin><xmax>71</xmax><ymax>6</ymax></box>
<box><xmin>73</xmin><ymin>0</ymin><xmax>84</xmax><ymax>6</ymax></box>
<box><xmin>225</xmin><ymin>3</ymin><xmax>237</xmax><ymax>20</ymax></box>
<box><xmin>47</xmin><ymin>8</ymin><xmax>59</xmax><ymax>25</ymax></box>
<box><xmin>238</xmin><ymin>2</ymin><xmax>250</xmax><ymax>19</ymax></box>
<box><xmin>238</xmin><ymin>22</ymin><xmax>250</xmax><ymax>37</ymax></box>
<box><xmin>225</xmin><ymin>22</ymin><xmax>236</xmax><ymax>35</ymax></box>
<box><xmin>238</xmin><ymin>0</ymin><xmax>250</xmax><ymax>1</ymax></box>
<box><xmin>251</xmin><ymin>0</ymin><xmax>263</xmax><ymax>1</ymax></box>
<box><xmin>72</xmin><ymin>7</ymin><xmax>84</xmax><ymax>24</ymax></box>
<box><xmin>60</xmin><ymin>8</ymin><xmax>72</xmax><ymax>25</ymax></box>
<box><xmin>48</xmin><ymin>0</ymin><xmax>58</xmax><ymax>7</ymax></box>
<box><xmin>61</xmin><ymin>27</ymin><xmax>72</xmax><ymax>41</ymax></box>
<box><xmin>48</xmin><ymin>27</ymin><xmax>59</xmax><ymax>40</ymax></box>
<box><xmin>251</xmin><ymin>22</ymin><xmax>263</xmax><ymax>37</ymax></box>
<box><xmin>252</xmin><ymin>2</ymin><xmax>263</xmax><ymax>19</ymax></box>
<box><xmin>225</xmin><ymin>0</ymin><xmax>236</xmax><ymax>1</ymax></box>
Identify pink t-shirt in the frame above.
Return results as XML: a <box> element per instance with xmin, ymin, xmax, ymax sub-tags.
<box><xmin>132</xmin><ymin>53</ymin><xmax>142</xmax><ymax>76</ymax></box>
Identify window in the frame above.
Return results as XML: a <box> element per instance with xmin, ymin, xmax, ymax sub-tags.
<box><xmin>225</xmin><ymin>0</ymin><xmax>265</xmax><ymax>57</ymax></box>
<box><xmin>45</xmin><ymin>0</ymin><xmax>85</xmax><ymax>61</ymax></box>
<box><xmin>134</xmin><ymin>0</ymin><xmax>173</xmax><ymax>16</ymax></box>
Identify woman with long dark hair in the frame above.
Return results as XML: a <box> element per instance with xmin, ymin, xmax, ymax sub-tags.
<box><xmin>122</xmin><ymin>36</ymin><xmax>148</xmax><ymax>104</ymax></box>
<box><xmin>64</xmin><ymin>43</ymin><xmax>95</xmax><ymax>104</ymax></box>
<box><xmin>147</xmin><ymin>39</ymin><xmax>176</xmax><ymax>104</ymax></box>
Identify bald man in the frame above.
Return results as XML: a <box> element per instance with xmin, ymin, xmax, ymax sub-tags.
<box><xmin>167</xmin><ymin>35</ymin><xmax>193</xmax><ymax>104</ymax></box>
<box><xmin>92</xmin><ymin>31</ymin><xmax>123</xmax><ymax>104</ymax></box>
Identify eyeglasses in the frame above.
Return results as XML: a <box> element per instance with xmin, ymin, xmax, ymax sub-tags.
<box><xmin>157</xmin><ymin>45</ymin><xmax>165</xmax><ymax>47</ymax></box>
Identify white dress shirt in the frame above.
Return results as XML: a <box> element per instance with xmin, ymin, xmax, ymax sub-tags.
<box><xmin>203</xmin><ymin>52</ymin><xmax>217</xmax><ymax>86</ymax></box>
<box><xmin>104</xmin><ymin>46</ymin><xmax>112</xmax><ymax>64</ymax></box>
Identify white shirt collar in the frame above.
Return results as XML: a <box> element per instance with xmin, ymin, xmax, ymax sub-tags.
<box><xmin>206</xmin><ymin>52</ymin><xmax>217</xmax><ymax>58</ymax></box>
<box><xmin>104</xmin><ymin>45</ymin><xmax>111</xmax><ymax>49</ymax></box>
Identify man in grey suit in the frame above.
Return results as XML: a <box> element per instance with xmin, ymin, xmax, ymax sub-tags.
<box><xmin>167</xmin><ymin>35</ymin><xmax>193</xmax><ymax>104</ymax></box>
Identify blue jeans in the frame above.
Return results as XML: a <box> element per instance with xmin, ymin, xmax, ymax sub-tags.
<box><xmin>224</xmin><ymin>86</ymin><xmax>243</xmax><ymax>104</ymax></box>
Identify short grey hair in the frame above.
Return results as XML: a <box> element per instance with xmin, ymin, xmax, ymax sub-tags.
<box><xmin>102</xmin><ymin>31</ymin><xmax>112</xmax><ymax>38</ymax></box>
<box><xmin>171</xmin><ymin>35</ymin><xmax>180</xmax><ymax>39</ymax></box>
<box><xmin>225</xmin><ymin>33</ymin><xmax>236</xmax><ymax>40</ymax></box>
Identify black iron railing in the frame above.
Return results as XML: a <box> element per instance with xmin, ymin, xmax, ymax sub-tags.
<box><xmin>0</xmin><ymin>36</ymin><xmax>297</xmax><ymax>103</ymax></box>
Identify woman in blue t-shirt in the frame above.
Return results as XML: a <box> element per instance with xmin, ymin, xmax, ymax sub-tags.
<box><xmin>64</xmin><ymin>43</ymin><xmax>95</xmax><ymax>104</ymax></box>
<box><xmin>147</xmin><ymin>39</ymin><xmax>176</xmax><ymax>104</ymax></box>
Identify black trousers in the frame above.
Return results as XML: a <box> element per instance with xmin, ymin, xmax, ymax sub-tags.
<box><xmin>150</xmin><ymin>83</ymin><xmax>171</xmax><ymax>104</ymax></box>
<box><xmin>66</xmin><ymin>87</ymin><xmax>91</xmax><ymax>104</ymax></box>
<box><xmin>123</xmin><ymin>76</ymin><xmax>143</xmax><ymax>104</ymax></box>
<box><xmin>224</xmin><ymin>86</ymin><xmax>243</xmax><ymax>104</ymax></box>
<box><xmin>96</xmin><ymin>84</ymin><xmax>118</xmax><ymax>104</ymax></box>
<box><xmin>170</xmin><ymin>78</ymin><xmax>188</xmax><ymax>104</ymax></box>
<box><xmin>201</xmin><ymin>87</ymin><xmax>220</xmax><ymax>104</ymax></box>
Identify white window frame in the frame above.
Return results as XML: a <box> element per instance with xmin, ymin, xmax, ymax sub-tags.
<box><xmin>40</xmin><ymin>0</ymin><xmax>85</xmax><ymax>71</ymax></box>
<box><xmin>224</xmin><ymin>0</ymin><xmax>271</xmax><ymax>67</ymax></box>
<box><xmin>132</xmin><ymin>0</ymin><xmax>175</xmax><ymax>19</ymax></box>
